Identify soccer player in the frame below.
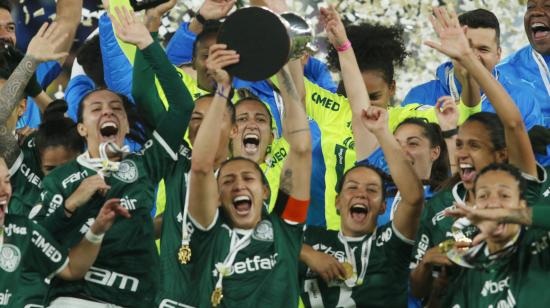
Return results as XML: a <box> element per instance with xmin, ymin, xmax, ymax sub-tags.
<box><xmin>111</xmin><ymin>7</ymin><xmax>237</xmax><ymax>306</ymax></box>
<box><xmin>0</xmin><ymin>155</ymin><xmax>131</xmax><ymax>307</ymax></box>
<box><xmin>186</xmin><ymin>41</ymin><xmax>311</xmax><ymax>306</ymax></box>
<box><xmin>288</xmin><ymin>7</ymin><xmax>481</xmax><ymax>231</ymax></box>
<box><xmin>299</xmin><ymin>99</ymin><xmax>424</xmax><ymax>307</ymax></box>
<box><xmin>402</xmin><ymin>9</ymin><xmax>543</xmax><ymax>132</ymax></box>
<box><xmin>440</xmin><ymin>163</ymin><xmax>550</xmax><ymax>307</ymax></box>
<box><xmin>409</xmin><ymin>7</ymin><xmax>546</xmax><ymax>306</ymax></box>
<box><xmin>33</xmin><ymin>6</ymin><xmax>195</xmax><ymax>305</ymax></box>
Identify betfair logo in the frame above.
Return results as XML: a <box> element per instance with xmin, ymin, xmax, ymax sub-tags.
<box><xmin>311</xmin><ymin>244</ymin><xmax>346</xmax><ymax>262</ymax></box>
<box><xmin>0</xmin><ymin>289</ymin><xmax>12</xmax><ymax>306</ymax></box>
<box><xmin>311</xmin><ymin>92</ymin><xmax>340</xmax><ymax>111</ymax></box>
<box><xmin>213</xmin><ymin>254</ymin><xmax>278</xmax><ymax>276</ymax></box>
<box><xmin>481</xmin><ymin>277</ymin><xmax>509</xmax><ymax>297</ymax></box>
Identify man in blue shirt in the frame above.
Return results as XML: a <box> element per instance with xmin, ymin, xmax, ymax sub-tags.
<box><xmin>402</xmin><ymin>9</ymin><xmax>543</xmax><ymax>132</ymax></box>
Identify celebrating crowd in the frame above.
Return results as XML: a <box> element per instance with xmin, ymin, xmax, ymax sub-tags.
<box><xmin>1</xmin><ymin>0</ymin><xmax>550</xmax><ymax>307</ymax></box>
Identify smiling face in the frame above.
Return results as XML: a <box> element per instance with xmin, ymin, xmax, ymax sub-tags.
<box><xmin>218</xmin><ymin>159</ymin><xmax>269</xmax><ymax>229</ymax></box>
<box><xmin>231</xmin><ymin>100</ymin><xmax>273</xmax><ymax>164</ymax></box>
<box><xmin>0</xmin><ymin>158</ymin><xmax>12</xmax><ymax>227</ymax></box>
<box><xmin>336</xmin><ymin>167</ymin><xmax>386</xmax><ymax>237</ymax></box>
<box><xmin>474</xmin><ymin>169</ymin><xmax>524</xmax><ymax>246</ymax></box>
<box><xmin>456</xmin><ymin>121</ymin><xmax>507</xmax><ymax>191</ymax></box>
<box><xmin>77</xmin><ymin>90</ymin><xmax>129</xmax><ymax>158</ymax></box>
<box><xmin>394</xmin><ymin>123</ymin><xmax>440</xmax><ymax>181</ymax></box>
<box><xmin>525</xmin><ymin>0</ymin><xmax>550</xmax><ymax>55</ymax></box>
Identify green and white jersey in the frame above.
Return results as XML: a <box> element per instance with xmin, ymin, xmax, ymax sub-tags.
<box><xmin>300</xmin><ymin>223</ymin><xmax>414</xmax><ymax>308</ymax></box>
<box><xmin>443</xmin><ymin>227</ymin><xmax>550</xmax><ymax>308</ymax></box>
<box><xmin>410</xmin><ymin>165</ymin><xmax>547</xmax><ymax>270</ymax></box>
<box><xmin>8</xmin><ymin>135</ymin><xmax>43</xmax><ymax>217</ymax></box>
<box><xmin>35</xmin><ymin>124</ymin><xmax>183</xmax><ymax>307</ymax></box>
<box><xmin>186</xmin><ymin>190</ymin><xmax>303</xmax><ymax>308</ymax></box>
<box><xmin>0</xmin><ymin>214</ymin><xmax>68</xmax><ymax>307</ymax></box>
<box><xmin>155</xmin><ymin>142</ymin><xmax>194</xmax><ymax>308</ymax></box>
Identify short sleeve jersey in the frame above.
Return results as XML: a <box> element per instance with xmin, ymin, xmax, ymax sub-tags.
<box><xmin>442</xmin><ymin>227</ymin><xmax>550</xmax><ymax>308</ymax></box>
<box><xmin>303</xmin><ymin>79</ymin><xmax>480</xmax><ymax>231</ymax></box>
<box><xmin>300</xmin><ymin>223</ymin><xmax>414</xmax><ymax>308</ymax></box>
<box><xmin>8</xmin><ymin>135</ymin><xmax>44</xmax><ymax>217</ymax></box>
<box><xmin>0</xmin><ymin>214</ymin><xmax>68</xmax><ymax>307</ymax></box>
<box><xmin>36</xmin><ymin>130</ymin><xmax>181</xmax><ymax>308</ymax></box>
<box><xmin>411</xmin><ymin>165</ymin><xmax>548</xmax><ymax>270</ymax></box>
<box><xmin>186</xmin><ymin>190</ymin><xmax>304</xmax><ymax>308</ymax></box>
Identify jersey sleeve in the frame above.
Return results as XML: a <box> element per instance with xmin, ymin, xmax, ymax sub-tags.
<box><xmin>377</xmin><ymin>222</ymin><xmax>415</xmax><ymax>269</ymax></box>
<box><xmin>65</xmin><ymin>75</ymin><xmax>95</xmax><ymax>122</ymax></box>
<box><xmin>409</xmin><ymin>208</ymin><xmax>434</xmax><ymax>270</ymax></box>
<box><xmin>25</xmin><ymin>220</ymin><xmax>69</xmax><ymax>279</ymax></box>
<box><xmin>270</xmin><ymin>190</ymin><xmax>308</xmax><ymax>254</ymax></box>
<box><xmin>35</xmin><ymin>173</ymin><xmax>74</xmax><ymax>235</ymax></box>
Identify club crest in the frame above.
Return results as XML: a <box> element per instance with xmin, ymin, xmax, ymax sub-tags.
<box><xmin>253</xmin><ymin>220</ymin><xmax>274</xmax><ymax>242</ymax></box>
<box><xmin>113</xmin><ymin>160</ymin><xmax>139</xmax><ymax>183</ymax></box>
<box><xmin>0</xmin><ymin>244</ymin><xmax>21</xmax><ymax>272</ymax></box>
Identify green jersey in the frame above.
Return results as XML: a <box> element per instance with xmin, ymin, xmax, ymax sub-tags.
<box><xmin>302</xmin><ymin>79</ymin><xmax>480</xmax><ymax>231</ymax></box>
<box><xmin>300</xmin><ymin>223</ymin><xmax>414</xmax><ymax>308</ymax></box>
<box><xmin>0</xmin><ymin>214</ymin><xmax>68</xmax><ymax>307</ymax></box>
<box><xmin>155</xmin><ymin>141</ymin><xmax>194</xmax><ymax>308</ymax></box>
<box><xmin>443</xmin><ymin>227</ymin><xmax>550</xmax><ymax>308</ymax></box>
<box><xmin>411</xmin><ymin>165</ymin><xmax>547</xmax><ymax>270</ymax></box>
<box><xmin>186</xmin><ymin>190</ymin><xmax>303</xmax><ymax>308</ymax></box>
<box><xmin>8</xmin><ymin>135</ymin><xmax>43</xmax><ymax>217</ymax></box>
<box><xmin>35</xmin><ymin>113</ymin><xmax>186</xmax><ymax>307</ymax></box>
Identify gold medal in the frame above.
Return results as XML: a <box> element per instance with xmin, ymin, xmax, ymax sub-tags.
<box><xmin>438</xmin><ymin>239</ymin><xmax>456</xmax><ymax>254</ymax></box>
<box><xmin>211</xmin><ymin>287</ymin><xmax>223</xmax><ymax>307</ymax></box>
<box><xmin>341</xmin><ymin>262</ymin><xmax>354</xmax><ymax>280</ymax></box>
<box><xmin>177</xmin><ymin>245</ymin><xmax>192</xmax><ymax>264</ymax></box>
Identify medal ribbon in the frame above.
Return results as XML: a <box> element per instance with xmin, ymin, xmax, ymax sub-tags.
<box><xmin>214</xmin><ymin>230</ymin><xmax>253</xmax><ymax>292</ymax></box>
<box><xmin>180</xmin><ymin>173</ymin><xmax>191</xmax><ymax>246</ymax></box>
<box><xmin>532</xmin><ymin>50</ymin><xmax>550</xmax><ymax>97</ymax></box>
<box><xmin>81</xmin><ymin>142</ymin><xmax>130</xmax><ymax>177</ymax></box>
<box><xmin>337</xmin><ymin>230</ymin><xmax>375</xmax><ymax>286</ymax></box>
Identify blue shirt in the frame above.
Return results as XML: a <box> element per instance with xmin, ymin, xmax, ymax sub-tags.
<box><xmin>402</xmin><ymin>60</ymin><xmax>544</xmax><ymax>130</ymax></box>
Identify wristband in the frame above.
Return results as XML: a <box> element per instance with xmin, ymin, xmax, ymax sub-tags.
<box><xmin>85</xmin><ymin>229</ymin><xmax>105</xmax><ymax>244</ymax></box>
<box><xmin>336</xmin><ymin>40</ymin><xmax>352</xmax><ymax>52</ymax></box>
<box><xmin>442</xmin><ymin>128</ymin><xmax>458</xmax><ymax>139</ymax></box>
<box><xmin>195</xmin><ymin>12</ymin><xmax>207</xmax><ymax>25</ymax></box>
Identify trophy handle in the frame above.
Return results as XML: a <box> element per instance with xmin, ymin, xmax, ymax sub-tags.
<box><xmin>280</xmin><ymin>12</ymin><xmax>313</xmax><ymax>60</ymax></box>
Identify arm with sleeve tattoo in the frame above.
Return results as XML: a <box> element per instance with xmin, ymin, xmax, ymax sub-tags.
<box><xmin>276</xmin><ymin>62</ymin><xmax>311</xmax><ymax>201</ymax></box>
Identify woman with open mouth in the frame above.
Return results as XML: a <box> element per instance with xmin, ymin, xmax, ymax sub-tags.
<box><xmin>442</xmin><ymin>162</ymin><xmax>550</xmax><ymax>307</ymax></box>
<box><xmin>185</xmin><ymin>31</ymin><xmax>311</xmax><ymax>305</ymax></box>
<box><xmin>410</xmin><ymin>7</ymin><xmax>546</xmax><ymax>307</ymax></box>
<box><xmin>298</xmin><ymin>7</ymin><xmax>424</xmax><ymax>307</ymax></box>
<box><xmin>31</xmin><ymin>6</ymin><xmax>195</xmax><ymax>308</ymax></box>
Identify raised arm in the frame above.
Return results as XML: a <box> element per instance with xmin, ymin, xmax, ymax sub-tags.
<box><xmin>0</xmin><ymin>23</ymin><xmax>68</xmax><ymax>167</ymax></box>
<box><xmin>360</xmin><ymin>106</ymin><xmax>424</xmax><ymax>240</ymax></box>
<box><xmin>52</xmin><ymin>0</ymin><xmax>83</xmax><ymax>64</ymax></box>
<box><xmin>426</xmin><ymin>7</ymin><xmax>537</xmax><ymax>177</ymax></box>
<box><xmin>276</xmin><ymin>63</ymin><xmax>312</xmax><ymax>201</ymax></box>
<box><xmin>189</xmin><ymin>44</ymin><xmax>239</xmax><ymax>228</ymax></box>
<box><xmin>435</xmin><ymin>96</ymin><xmax>460</xmax><ymax>174</ymax></box>
<box><xmin>320</xmin><ymin>6</ymin><xmax>377</xmax><ymax>161</ymax></box>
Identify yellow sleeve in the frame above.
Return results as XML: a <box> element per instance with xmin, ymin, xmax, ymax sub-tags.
<box><xmin>303</xmin><ymin>78</ymin><xmax>351</xmax><ymax>125</ymax></box>
<box><xmin>456</xmin><ymin>100</ymin><xmax>482</xmax><ymax>125</ymax></box>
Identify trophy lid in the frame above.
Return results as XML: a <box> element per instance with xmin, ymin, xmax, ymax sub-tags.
<box><xmin>217</xmin><ymin>6</ymin><xmax>290</xmax><ymax>81</ymax></box>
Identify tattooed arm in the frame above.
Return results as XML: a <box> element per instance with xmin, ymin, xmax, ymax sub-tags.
<box><xmin>0</xmin><ymin>23</ymin><xmax>70</xmax><ymax>167</ymax></box>
<box><xmin>276</xmin><ymin>61</ymin><xmax>311</xmax><ymax>201</ymax></box>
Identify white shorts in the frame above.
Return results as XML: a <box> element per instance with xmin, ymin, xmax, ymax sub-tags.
<box><xmin>48</xmin><ymin>297</ymin><xmax>124</xmax><ymax>308</ymax></box>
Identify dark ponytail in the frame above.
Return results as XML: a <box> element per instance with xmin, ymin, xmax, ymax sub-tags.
<box><xmin>35</xmin><ymin>99</ymin><xmax>85</xmax><ymax>157</ymax></box>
